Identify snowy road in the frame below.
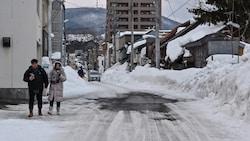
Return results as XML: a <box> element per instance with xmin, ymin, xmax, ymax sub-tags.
<box><xmin>56</xmin><ymin>83</ymin><xmax>239</xmax><ymax>141</ymax></box>
<box><xmin>0</xmin><ymin>82</ymin><xmax>244</xmax><ymax>141</ymax></box>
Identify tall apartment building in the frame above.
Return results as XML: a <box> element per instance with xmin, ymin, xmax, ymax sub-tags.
<box><xmin>106</xmin><ymin>0</ymin><xmax>162</xmax><ymax>42</ymax></box>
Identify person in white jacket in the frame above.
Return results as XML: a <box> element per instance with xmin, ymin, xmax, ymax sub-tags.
<box><xmin>48</xmin><ymin>62</ymin><xmax>66</xmax><ymax>115</ymax></box>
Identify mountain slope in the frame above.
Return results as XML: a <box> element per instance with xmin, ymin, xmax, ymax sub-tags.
<box><xmin>65</xmin><ymin>7</ymin><xmax>180</xmax><ymax>35</ymax></box>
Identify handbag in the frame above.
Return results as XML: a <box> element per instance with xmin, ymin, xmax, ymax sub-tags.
<box><xmin>42</xmin><ymin>83</ymin><xmax>50</xmax><ymax>96</ymax></box>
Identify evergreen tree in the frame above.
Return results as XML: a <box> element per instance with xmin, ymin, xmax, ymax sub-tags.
<box><xmin>189</xmin><ymin>0</ymin><xmax>250</xmax><ymax>40</ymax></box>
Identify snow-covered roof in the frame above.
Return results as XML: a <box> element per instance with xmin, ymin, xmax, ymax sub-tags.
<box><xmin>143</xmin><ymin>34</ymin><xmax>156</xmax><ymax>39</ymax></box>
<box><xmin>166</xmin><ymin>22</ymin><xmax>226</xmax><ymax>62</ymax></box>
<box><xmin>51</xmin><ymin>52</ymin><xmax>61</xmax><ymax>60</ymax></box>
<box><xmin>127</xmin><ymin>39</ymin><xmax>147</xmax><ymax>54</ymax></box>
<box><xmin>119</xmin><ymin>31</ymin><xmax>148</xmax><ymax>37</ymax></box>
<box><xmin>176</xmin><ymin>27</ymin><xmax>186</xmax><ymax>34</ymax></box>
<box><xmin>227</xmin><ymin>21</ymin><xmax>240</xmax><ymax>29</ymax></box>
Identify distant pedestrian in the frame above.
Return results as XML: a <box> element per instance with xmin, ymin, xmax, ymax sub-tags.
<box><xmin>23</xmin><ymin>59</ymin><xmax>49</xmax><ymax>117</ymax></box>
<box><xmin>78</xmin><ymin>66</ymin><xmax>85</xmax><ymax>78</ymax></box>
<box><xmin>48</xmin><ymin>62</ymin><xmax>66</xmax><ymax>115</ymax></box>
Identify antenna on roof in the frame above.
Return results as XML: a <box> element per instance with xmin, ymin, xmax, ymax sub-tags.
<box><xmin>96</xmin><ymin>0</ymin><xmax>98</xmax><ymax>8</ymax></box>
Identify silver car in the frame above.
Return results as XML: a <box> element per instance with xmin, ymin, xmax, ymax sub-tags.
<box><xmin>88</xmin><ymin>70</ymin><xmax>101</xmax><ymax>82</ymax></box>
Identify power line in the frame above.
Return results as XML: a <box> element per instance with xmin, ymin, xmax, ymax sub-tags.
<box><xmin>167</xmin><ymin>0</ymin><xmax>191</xmax><ymax>19</ymax></box>
<box><xmin>166</xmin><ymin>0</ymin><xmax>177</xmax><ymax>21</ymax></box>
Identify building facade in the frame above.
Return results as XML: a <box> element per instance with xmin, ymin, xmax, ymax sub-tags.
<box><xmin>51</xmin><ymin>0</ymin><xmax>65</xmax><ymax>64</ymax></box>
<box><xmin>106</xmin><ymin>0</ymin><xmax>162</xmax><ymax>42</ymax></box>
<box><xmin>0</xmin><ymin>0</ymin><xmax>49</xmax><ymax>100</ymax></box>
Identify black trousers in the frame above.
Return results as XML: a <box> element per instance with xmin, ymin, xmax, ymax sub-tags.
<box><xmin>50</xmin><ymin>97</ymin><xmax>60</xmax><ymax>108</ymax></box>
<box><xmin>29</xmin><ymin>89</ymin><xmax>43</xmax><ymax>110</ymax></box>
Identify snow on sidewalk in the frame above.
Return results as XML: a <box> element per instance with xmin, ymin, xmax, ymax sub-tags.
<box><xmin>0</xmin><ymin>119</ymin><xmax>62</xmax><ymax>141</ymax></box>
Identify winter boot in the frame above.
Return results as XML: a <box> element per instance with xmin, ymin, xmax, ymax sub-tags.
<box><xmin>28</xmin><ymin>109</ymin><xmax>33</xmax><ymax>118</ymax></box>
<box><xmin>48</xmin><ymin>106</ymin><xmax>53</xmax><ymax>115</ymax></box>
<box><xmin>56</xmin><ymin>107</ymin><xmax>60</xmax><ymax>115</ymax></box>
<box><xmin>38</xmin><ymin>108</ymin><xmax>42</xmax><ymax>116</ymax></box>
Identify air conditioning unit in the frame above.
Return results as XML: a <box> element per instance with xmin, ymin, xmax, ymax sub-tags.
<box><xmin>2</xmin><ymin>37</ymin><xmax>11</xmax><ymax>47</ymax></box>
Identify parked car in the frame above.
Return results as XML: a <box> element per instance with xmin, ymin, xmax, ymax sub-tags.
<box><xmin>88</xmin><ymin>70</ymin><xmax>101</xmax><ymax>82</ymax></box>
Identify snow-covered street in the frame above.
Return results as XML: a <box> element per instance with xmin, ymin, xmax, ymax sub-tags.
<box><xmin>0</xmin><ymin>81</ymin><xmax>249</xmax><ymax>141</ymax></box>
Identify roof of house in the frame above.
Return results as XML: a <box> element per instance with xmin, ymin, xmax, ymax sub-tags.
<box><xmin>126</xmin><ymin>39</ymin><xmax>147</xmax><ymax>54</ymax></box>
<box><xmin>166</xmin><ymin>22</ymin><xmax>227</xmax><ymax>62</ymax></box>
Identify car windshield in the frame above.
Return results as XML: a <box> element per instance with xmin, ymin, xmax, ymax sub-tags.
<box><xmin>90</xmin><ymin>72</ymin><xmax>99</xmax><ymax>75</ymax></box>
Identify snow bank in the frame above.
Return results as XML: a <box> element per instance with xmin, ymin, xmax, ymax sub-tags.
<box><xmin>63</xmin><ymin>66</ymin><xmax>118</xmax><ymax>99</ymax></box>
<box><xmin>166</xmin><ymin>23</ymin><xmax>225</xmax><ymax>62</ymax></box>
<box><xmin>102</xmin><ymin>62</ymin><xmax>199</xmax><ymax>92</ymax></box>
<box><xmin>63</xmin><ymin>66</ymin><xmax>96</xmax><ymax>98</ymax></box>
<box><xmin>103</xmin><ymin>42</ymin><xmax>250</xmax><ymax>122</ymax></box>
<box><xmin>181</xmin><ymin>44</ymin><xmax>250</xmax><ymax>121</ymax></box>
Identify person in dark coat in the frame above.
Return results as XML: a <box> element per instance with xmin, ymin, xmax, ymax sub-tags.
<box><xmin>23</xmin><ymin>59</ymin><xmax>49</xmax><ymax>117</ymax></box>
<box><xmin>48</xmin><ymin>62</ymin><xmax>66</xmax><ymax>115</ymax></box>
<box><xmin>77</xmin><ymin>66</ymin><xmax>85</xmax><ymax>78</ymax></box>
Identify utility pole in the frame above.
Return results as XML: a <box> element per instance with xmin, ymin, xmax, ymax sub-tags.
<box><xmin>130</xmin><ymin>0</ymin><xmax>135</xmax><ymax>71</ymax></box>
<box><xmin>155</xmin><ymin>0</ymin><xmax>160</xmax><ymax>69</ymax></box>
<box><xmin>111</xmin><ymin>8</ymin><xmax>117</xmax><ymax>65</ymax></box>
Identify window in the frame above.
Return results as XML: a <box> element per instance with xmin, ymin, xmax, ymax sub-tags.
<box><xmin>134</xmin><ymin>18</ymin><xmax>138</xmax><ymax>22</ymax></box>
<box><xmin>119</xmin><ymin>25</ymin><xmax>129</xmax><ymax>29</ymax></box>
<box><xmin>133</xmin><ymin>10</ymin><xmax>138</xmax><ymax>15</ymax></box>
<box><xmin>119</xmin><ymin>18</ymin><xmax>129</xmax><ymax>22</ymax></box>
<box><xmin>141</xmin><ymin>11</ymin><xmax>151</xmax><ymax>15</ymax></box>
<box><xmin>133</xmin><ymin>3</ymin><xmax>138</xmax><ymax>7</ymax></box>
<box><xmin>134</xmin><ymin>25</ymin><xmax>138</xmax><ymax>29</ymax></box>
<box><xmin>110</xmin><ymin>3</ymin><xmax>117</xmax><ymax>7</ymax></box>
<box><xmin>117</xmin><ymin>10</ymin><xmax>129</xmax><ymax>15</ymax></box>
<box><xmin>118</xmin><ymin>3</ymin><xmax>128</xmax><ymax>7</ymax></box>
<box><xmin>141</xmin><ymin>25</ymin><xmax>154</xmax><ymax>29</ymax></box>
<box><xmin>141</xmin><ymin>18</ymin><xmax>155</xmax><ymax>22</ymax></box>
<box><xmin>141</xmin><ymin>3</ymin><xmax>154</xmax><ymax>7</ymax></box>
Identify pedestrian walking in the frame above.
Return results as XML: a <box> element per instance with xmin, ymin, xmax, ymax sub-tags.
<box><xmin>77</xmin><ymin>66</ymin><xmax>85</xmax><ymax>78</ymax></box>
<box><xmin>23</xmin><ymin>59</ymin><xmax>49</xmax><ymax>117</ymax></box>
<box><xmin>48</xmin><ymin>62</ymin><xmax>66</xmax><ymax>115</ymax></box>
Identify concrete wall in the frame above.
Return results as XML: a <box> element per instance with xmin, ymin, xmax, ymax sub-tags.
<box><xmin>208</xmin><ymin>41</ymin><xmax>239</xmax><ymax>55</ymax></box>
<box><xmin>0</xmin><ymin>0</ymin><xmax>44</xmax><ymax>99</ymax></box>
<box><xmin>52</xmin><ymin>1</ymin><xmax>63</xmax><ymax>53</ymax></box>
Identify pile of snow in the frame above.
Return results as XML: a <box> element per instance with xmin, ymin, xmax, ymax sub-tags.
<box><xmin>51</xmin><ymin>52</ymin><xmax>61</xmax><ymax>60</ymax></box>
<box><xmin>63</xmin><ymin>66</ymin><xmax>118</xmax><ymax>99</ymax></box>
<box><xmin>102</xmin><ymin>62</ymin><xmax>199</xmax><ymax>93</ymax></box>
<box><xmin>181</xmin><ymin>53</ymin><xmax>250</xmax><ymax>121</ymax></box>
<box><xmin>63</xmin><ymin>66</ymin><xmax>91</xmax><ymax>98</ymax></box>
<box><xmin>103</xmin><ymin>42</ymin><xmax>250</xmax><ymax>122</ymax></box>
<box><xmin>166</xmin><ymin>23</ymin><xmax>226</xmax><ymax>62</ymax></box>
<box><xmin>42</xmin><ymin>56</ymin><xmax>50</xmax><ymax>65</ymax></box>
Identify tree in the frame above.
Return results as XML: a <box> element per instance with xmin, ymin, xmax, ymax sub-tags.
<box><xmin>189</xmin><ymin>0</ymin><xmax>250</xmax><ymax>41</ymax></box>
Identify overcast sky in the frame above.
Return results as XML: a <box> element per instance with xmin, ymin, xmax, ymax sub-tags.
<box><xmin>65</xmin><ymin>0</ymin><xmax>197</xmax><ymax>22</ymax></box>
